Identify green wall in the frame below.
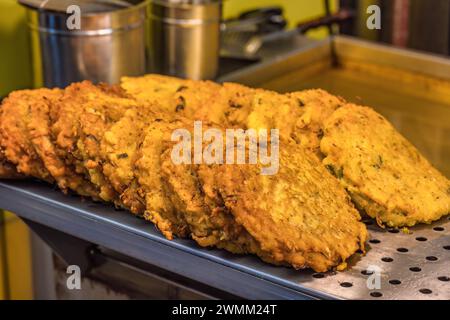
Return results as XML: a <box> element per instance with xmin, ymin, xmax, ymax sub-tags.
<box><xmin>0</xmin><ymin>0</ymin><xmax>32</xmax><ymax>97</ymax></box>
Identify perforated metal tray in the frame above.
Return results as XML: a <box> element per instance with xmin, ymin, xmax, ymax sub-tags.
<box><xmin>218</xmin><ymin>35</ymin><xmax>450</xmax><ymax>300</ymax></box>
<box><xmin>307</xmin><ymin>217</ymin><xmax>450</xmax><ymax>299</ymax></box>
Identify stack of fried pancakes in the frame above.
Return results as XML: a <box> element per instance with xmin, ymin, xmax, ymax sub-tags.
<box><xmin>1</xmin><ymin>75</ymin><xmax>448</xmax><ymax>272</ymax></box>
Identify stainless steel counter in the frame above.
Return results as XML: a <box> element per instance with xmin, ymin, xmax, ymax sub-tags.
<box><xmin>1</xmin><ymin>179</ymin><xmax>449</xmax><ymax>300</ymax></box>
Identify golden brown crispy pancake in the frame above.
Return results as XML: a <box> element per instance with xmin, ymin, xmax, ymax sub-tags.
<box><xmin>158</xmin><ymin>118</ymin><xmax>366</xmax><ymax>271</ymax></box>
<box><xmin>130</xmin><ymin>119</ymin><xmax>192</xmax><ymax>239</ymax></box>
<box><xmin>158</xmin><ymin>120</ymin><xmax>266</xmax><ymax>252</ymax></box>
<box><xmin>287</xmin><ymin>89</ymin><xmax>345</xmax><ymax>158</ymax></box>
<box><xmin>321</xmin><ymin>104</ymin><xmax>450</xmax><ymax>227</ymax></box>
<box><xmin>0</xmin><ymin>103</ymin><xmax>22</xmax><ymax>179</ymax></box>
<box><xmin>120</xmin><ymin>74</ymin><xmax>259</xmax><ymax>126</ymax></box>
<box><xmin>161</xmin><ymin>152</ymin><xmax>275</xmax><ymax>257</ymax></box>
<box><xmin>0</xmin><ymin>89</ymin><xmax>58</xmax><ymax>182</ymax></box>
<box><xmin>51</xmin><ymin>81</ymin><xmax>137</xmax><ymax>201</ymax></box>
<box><xmin>223</xmin><ymin>88</ymin><xmax>344</xmax><ymax>158</ymax></box>
<box><xmin>75</xmin><ymin>84</ymin><xmax>138</xmax><ymax>202</ymax></box>
<box><xmin>212</xmin><ymin>140</ymin><xmax>367</xmax><ymax>272</ymax></box>
<box><xmin>120</xmin><ymin>74</ymin><xmax>189</xmax><ymax>113</ymax></box>
<box><xmin>244</xmin><ymin>90</ymin><xmax>304</xmax><ymax>138</ymax></box>
<box><xmin>101</xmin><ymin>105</ymin><xmax>170</xmax><ymax>212</ymax></box>
<box><xmin>25</xmin><ymin>88</ymin><xmax>100</xmax><ymax>196</ymax></box>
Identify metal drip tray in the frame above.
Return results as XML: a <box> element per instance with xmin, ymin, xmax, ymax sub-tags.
<box><xmin>306</xmin><ymin>218</ymin><xmax>450</xmax><ymax>299</ymax></box>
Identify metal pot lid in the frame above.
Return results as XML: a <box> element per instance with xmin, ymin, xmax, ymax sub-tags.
<box><xmin>18</xmin><ymin>0</ymin><xmax>132</xmax><ymax>13</ymax></box>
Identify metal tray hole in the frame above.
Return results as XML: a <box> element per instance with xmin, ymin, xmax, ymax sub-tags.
<box><xmin>312</xmin><ymin>273</ymin><xmax>325</xmax><ymax>279</ymax></box>
<box><xmin>381</xmin><ymin>257</ymin><xmax>393</xmax><ymax>262</ymax></box>
<box><xmin>409</xmin><ymin>267</ymin><xmax>422</xmax><ymax>272</ymax></box>
<box><xmin>426</xmin><ymin>256</ymin><xmax>438</xmax><ymax>261</ymax></box>
<box><xmin>419</xmin><ymin>288</ymin><xmax>432</xmax><ymax>295</ymax></box>
<box><xmin>438</xmin><ymin>276</ymin><xmax>449</xmax><ymax>282</ymax></box>
<box><xmin>443</xmin><ymin>245</ymin><xmax>450</xmax><ymax>250</ymax></box>
<box><xmin>369</xmin><ymin>239</ymin><xmax>380</xmax><ymax>244</ymax></box>
<box><xmin>389</xmin><ymin>279</ymin><xmax>401</xmax><ymax>285</ymax></box>
<box><xmin>388</xmin><ymin>229</ymin><xmax>399</xmax><ymax>234</ymax></box>
<box><xmin>370</xmin><ymin>292</ymin><xmax>382</xmax><ymax>298</ymax></box>
<box><xmin>397</xmin><ymin>248</ymin><xmax>409</xmax><ymax>253</ymax></box>
<box><xmin>433</xmin><ymin>227</ymin><xmax>444</xmax><ymax>232</ymax></box>
<box><xmin>415</xmin><ymin>237</ymin><xmax>427</xmax><ymax>242</ymax></box>
<box><xmin>361</xmin><ymin>270</ymin><xmax>374</xmax><ymax>276</ymax></box>
<box><xmin>340</xmin><ymin>282</ymin><xmax>353</xmax><ymax>288</ymax></box>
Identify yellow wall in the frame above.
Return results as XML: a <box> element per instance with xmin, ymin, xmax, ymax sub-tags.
<box><xmin>224</xmin><ymin>0</ymin><xmax>338</xmax><ymax>39</ymax></box>
<box><xmin>0</xmin><ymin>211</ymin><xmax>33</xmax><ymax>300</ymax></box>
<box><xmin>0</xmin><ymin>213</ymin><xmax>5</xmax><ymax>300</ymax></box>
<box><xmin>0</xmin><ymin>0</ymin><xmax>32</xmax><ymax>97</ymax></box>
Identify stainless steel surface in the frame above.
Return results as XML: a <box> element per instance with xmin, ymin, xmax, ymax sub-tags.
<box><xmin>220</xmin><ymin>6</ymin><xmax>287</xmax><ymax>60</ymax></box>
<box><xmin>0</xmin><ymin>180</ymin><xmax>448</xmax><ymax>300</ymax></box>
<box><xmin>220</xmin><ymin>35</ymin><xmax>450</xmax><ymax>179</ymax></box>
<box><xmin>20</xmin><ymin>0</ymin><xmax>147</xmax><ymax>87</ymax></box>
<box><xmin>309</xmin><ymin>219</ymin><xmax>450</xmax><ymax>299</ymax></box>
<box><xmin>148</xmin><ymin>0</ymin><xmax>222</xmax><ymax>80</ymax></box>
<box><xmin>0</xmin><ymin>181</ymin><xmax>318</xmax><ymax>300</ymax></box>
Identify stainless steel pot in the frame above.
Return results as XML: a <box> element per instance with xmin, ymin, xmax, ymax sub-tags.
<box><xmin>19</xmin><ymin>0</ymin><xmax>148</xmax><ymax>88</ymax></box>
<box><xmin>148</xmin><ymin>0</ymin><xmax>222</xmax><ymax>80</ymax></box>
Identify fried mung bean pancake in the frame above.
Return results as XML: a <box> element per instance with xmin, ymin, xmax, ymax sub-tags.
<box><xmin>320</xmin><ymin>104</ymin><xmax>450</xmax><ymax>227</ymax></box>
<box><xmin>75</xmin><ymin>84</ymin><xmax>138</xmax><ymax>202</ymax></box>
<box><xmin>101</xmin><ymin>106</ymin><xmax>170</xmax><ymax>213</ymax></box>
<box><xmin>121</xmin><ymin>74</ymin><xmax>260</xmax><ymax>127</ymax></box>
<box><xmin>51</xmin><ymin>81</ymin><xmax>137</xmax><ymax>200</ymax></box>
<box><xmin>287</xmin><ymin>89</ymin><xmax>344</xmax><ymax>158</ymax></box>
<box><xmin>7</xmin><ymin>75</ymin><xmax>450</xmax><ymax>272</ymax></box>
<box><xmin>160</xmin><ymin>122</ymin><xmax>367</xmax><ymax>271</ymax></box>
<box><xmin>158</xmin><ymin>121</ymin><xmax>268</xmax><ymax>254</ymax></box>
<box><xmin>120</xmin><ymin>74</ymin><xmax>189</xmax><ymax>113</ymax></box>
<box><xmin>230</xmin><ymin>88</ymin><xmax>344</xmax><ymax>158</ymax></box>
<box><xmin>0</xmin><ymin>89</ymin><xmax>58</xmax><ymax>182</ymax></box>
<box><xmin>214</xmin><ymin>140</ymin><xmax>368</xmax><ymax>272</ymax></box>
<box><xmin>130</xmin><ymin>119</ymin><xmax>192</xmax><ymax>239</ymax></box>
<box><xmin>26</xmin><ymin>88</ymin><xmax>99</xmax><ymax>196</ymax></box>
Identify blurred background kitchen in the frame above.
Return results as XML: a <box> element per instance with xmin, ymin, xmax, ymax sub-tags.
<box><xmin>0</xmin><ymin>0</ymin><xmax>449</xmax><ymax>299</ymax></box>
